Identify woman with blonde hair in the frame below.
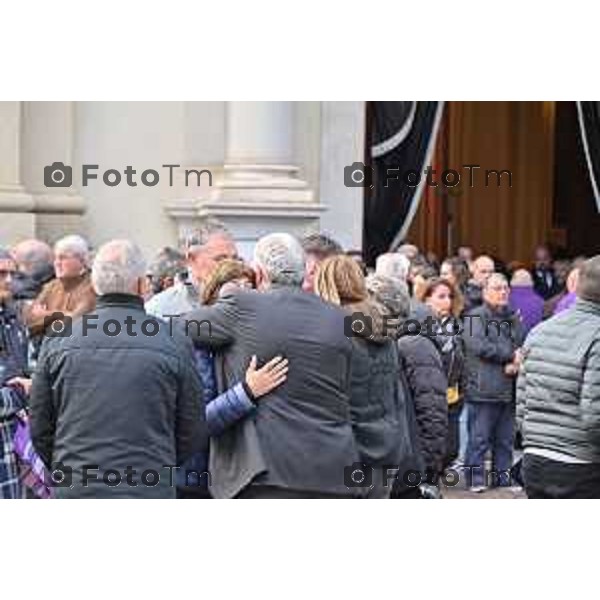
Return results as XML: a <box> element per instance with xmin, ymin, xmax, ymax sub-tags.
<box><xmin>314</xmin><ymin>255</ymin><xmax>417</xmax><ymax>498</ymax></box>
<box><xmin>201</xmin><ymin>259</ymin><xmax>255</xmax><ymax>305</ymax></box>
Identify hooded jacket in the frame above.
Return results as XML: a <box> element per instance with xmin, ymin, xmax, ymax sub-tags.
<box><xmin>346</xmin><ymin>299</ymin><xmax>419</xmax><ymax>496</ymax></box>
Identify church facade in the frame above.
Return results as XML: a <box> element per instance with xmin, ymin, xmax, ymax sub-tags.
<box><xmin>0</xmin><ymin>101</ymin><xmax>366</xmax><ymax>259</ymax></box>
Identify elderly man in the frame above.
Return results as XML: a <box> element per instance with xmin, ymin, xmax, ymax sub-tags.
<box><xmin>517</xmin><ymin>256</ymin><xmax>600</xmax><ymax>498</ymax></box>
<box><xmin>11</xmin><ymin>239</ymin><xmax>55</xmax><ymax>301</ymax></box>
<box><xmin>24</xmin><ymin>235</ymin><xmax>95</xmax><ymax>338</ymax></box>
<box><xmin>375</xmin><ymin>252</ymin><xmax>410</xmax><ymax>284</ymax></box>
<box><xmin>145</xmin><ymin>219</ymin><xmax>237</xmax><ymax>318</ymax></box>
<box><xmin>0</xmin><ymin>248</ymin><xmax>29</xmax><ymax>498</ymax></box>
<box><xmin>185</xmin><ymin>233</ymin><xmax>359</xmax><ymax>498</ymax></box>
<box><xmin>463</xmin><ymin>273</ymin><xmax>523</xmax><ymax>492</ymax></box>
<box><xmin>29</xmin><ymin>240</ymin><xmax>205</xmax><ymax>498</ymax></box>
<box><xmin>0</xmin><ymin>249</ymin><xmax>28</xmax><ymax>379</ymax></box>
<box><xmin>300</xmin><ymin>232</ymin><xmax>343</xmax><ymax>293</ymax></box>
<box><xmin>397</xmin><ymin>243</ymin><xmax>420</xmax><ymax>261</ymax></box>
<box><xmin>463</xmin><ymin>255</ymin><xmax>495</xmax><ymax>312</ymax></box>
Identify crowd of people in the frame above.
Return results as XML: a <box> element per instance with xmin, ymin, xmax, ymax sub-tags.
<box><xmin>0</xmin><ymin>222</ymin><xmax>598</xmax><ymax>499</ymax></box>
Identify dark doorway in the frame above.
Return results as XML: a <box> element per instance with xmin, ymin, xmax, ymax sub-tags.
<box><xmin>553</xmin><ymin>101</ymin><xmax>600</xmax><ymax>258</ymax></box>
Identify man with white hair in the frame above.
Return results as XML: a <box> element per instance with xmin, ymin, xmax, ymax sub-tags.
<box><xmin>29</xmin><ymin>239</ymin><xmax>205</xmax><ymax>499</ymax></box>
<box><xmin>24</xmin><ymin>234</ymin><xmax>96</xmax><ymax>338</ymax></box>
<box><xmin>375</xmin><ymin>252</ymin><xmax>411</xmax><ymax>283</ymax></box>
<box><xmin>185</xmin><ymin>232</ymin><xmax>360</xmax><ymax>498</ymax></box>
<box><xmin>145</xmin><ymin>219</ymin><xmax>237</xmax><ymax>318</ymax></box>
<box><xmin>397</xmin><ymin>243</ymin><xmax>420</xmax><ymax>261</ymax></box>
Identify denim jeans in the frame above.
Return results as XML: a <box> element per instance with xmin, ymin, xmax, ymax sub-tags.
<box><xmin>458</xmin><ymin>403</ymin><xmax>469</xmax><ymax>462</ymax></box>
<box><xmin>465</xmin><ymin>401</ymin><xmax>514</xmax><ymax>487</ymax></box>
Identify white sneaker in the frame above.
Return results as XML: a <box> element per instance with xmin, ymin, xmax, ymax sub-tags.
<box><xmin>469</xmin><ymin>485</ymin><xmax>487</xmax><ymax>494</ymax></box>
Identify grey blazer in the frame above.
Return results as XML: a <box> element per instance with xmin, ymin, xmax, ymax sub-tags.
<box><xmin>184</xmin><ymin>285</ymin><xmax>361</xmax><ymax>498</ymax></box>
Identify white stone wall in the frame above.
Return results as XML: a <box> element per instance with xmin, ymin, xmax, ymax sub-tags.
<box><xmin>0</xmin><ymin>101</ymin><xmax>366</xmax><ymax>258</ymax></box>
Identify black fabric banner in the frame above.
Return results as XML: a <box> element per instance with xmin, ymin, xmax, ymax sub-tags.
<box><xmin>363</xmin><ymin>101</ymin><xmax>444</xmax><ymax>265</ymax></box>
<box><xmin>577</xmin><ymin>101</ymin><xmax>600</xmax><ymax>213</ymax></box>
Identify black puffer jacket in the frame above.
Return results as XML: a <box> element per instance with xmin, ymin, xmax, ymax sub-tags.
<box><xmin>396</xmin><ymin>329</ymin><xmax>448</xmax><ymax>475</ymax></box>
<box><xmin>346</xmin><ymin>300</ymin><xmax>418</xmax><ymax>497</ymax></box>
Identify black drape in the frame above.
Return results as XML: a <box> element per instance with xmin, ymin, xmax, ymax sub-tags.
<box><xmin>577</xmin><ymin>101</ymin><xmax>600</xmax><ymax>213</ymax></box>
<box><xmin>364</xmin><ymin>101</ymin><xmax>444</xmax><ymax>265</ymax></box>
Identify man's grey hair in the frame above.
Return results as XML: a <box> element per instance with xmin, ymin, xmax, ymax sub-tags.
<box><xmin>375</xmin><ymin>253</ymin><xmax>410</xmax><ymax>282</ymax></box>
<box><xmin>12</xmin><ymin>239</ymin><xmax>53</xmax><ymax>274</ymax></box>
<box><xmin>301</xmin><ymin>232</ymin><xmax>343</xmax><ymax>258</ymax></box>
<box><xmin>397</xmin><ymin>243</ymin><xmax>419</xmax><ymax>259</ymax></box>
<box><xmin>366</xmin><ymin>274</ymin><xmax>411</xmax><ymax>319</ymax></box>
<box><xmin>254</xmin><ymin>233</ymin><xmax>305</xmax><ymax>287</ymax></box>
<box><xmin>182</xmin><ymin>219</ymin><xmax>232</xmax><ymax>255</ymax></box>
<box><xmin>91</xmin><ymin>240</ymin><xmax>147</xmax><ymax>296</ymax></box>
<box><xmin>54</xmin><ymin>235</ymin><xmax>90</xmax><ymax>265</ymax></box>
<box><xmin>483</xmin><ymin>272</ymin><xmax>508</xmax><ymax>289</ymax></box>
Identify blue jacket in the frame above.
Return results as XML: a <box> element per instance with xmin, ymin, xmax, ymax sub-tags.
<box><xmin>178</xmin><ymin>347</ymin><xmax>255</xmax><ymax>491</ymax></box>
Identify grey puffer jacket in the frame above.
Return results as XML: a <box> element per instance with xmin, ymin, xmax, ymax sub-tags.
<box><xmin>463</xmin><ymin>303</ymin><xmax>523</xmax><ymax>403</ymax></box>
<box><xmin>516</xmin><ymin>299</ymin><xmax>600</xmax><ymax>462</ymax></box>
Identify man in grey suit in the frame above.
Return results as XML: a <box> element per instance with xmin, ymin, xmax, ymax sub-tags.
<box><xmin>184</xmin><ymin>233</ymin><xmax>360</xmax><ymax>498</ymax></box>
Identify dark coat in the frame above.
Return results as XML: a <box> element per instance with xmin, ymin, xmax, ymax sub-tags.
<box><xmin>185</xmin><ymin>285</ymin><xmax>360</xmax><ymax>498</ymax></box>
<box><xmin>29</xmin><ymin>294</ymin><xmax>206</xmax><ymax>499</ymax></box>
<box><xmin>346</xmin><ymin>300</ymin><xmax>417</xmax><ymax>497</ymax></box>
<box><xmin>396</xmin><ymin>331</ymin><xmax>448</xmax><ymax>474</ymax></box>
<box><xmin>531</xmin><ymin>266</ymin><xmax>561</xmax><ymax>301</ymax></box>
<box><xmin>463</xmin><ymin>281</ymin><xmax>483</xmax><ymax>313</ymax></box>
<box><xmin>463</xmin><ymin>303</ymin><xmax>524</xmax><ymax>403</ymax></box>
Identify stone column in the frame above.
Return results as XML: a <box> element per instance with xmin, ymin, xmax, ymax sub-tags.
<box><xmin>219</xmin><ymin>101</ymin><xmax>313</xmax><ymax>202</ymax></box>
<box><xmin>21</xmin><ymin>101</ymin><xmax>85</xmax><ymax>241</ymax></box>
<box><xmin>0</xmin><ymin>101</ymin><xmax>35</xmax><ymax>243</ymax></box>
<box><xmin>165</xmin><ymin>101</ymin><xmax>323</xmax><ymax>260</ymax></box>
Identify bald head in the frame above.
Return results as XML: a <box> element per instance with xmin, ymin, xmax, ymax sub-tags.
<box><xmin>12</xmin><ymin>239</ymin><xmax>53</xmax><ymax>276</ymax></box>
<box><xmin>472</xmin><ymin>255</ymin><xmax>495</xmax><ymax>286</ymax></box>
<box><xmin>577</xmin><ymin>256</ymin><xmax>600</xmax><ymax>304</ymax></box>
<box><xmin>91</xmin><ymin>240</ymin><xmax>146</xmax><ymax>296</ymax></box>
